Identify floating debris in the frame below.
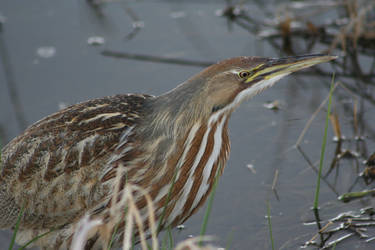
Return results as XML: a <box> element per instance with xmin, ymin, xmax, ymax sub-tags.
<box><xmin>330</xmin><ymin>211</ymin><xmax>361</xmax><ymax>221</ymax></box>
<box><xmin>170</xmin><ymin>11</ymin><xmax>186</xmax><ymax>19</ymax></box>
<box><xmin>263</xmin><ymin>100</ymin><xmax>280</xmax><ymax>110</ymax></box>
<box><xmin>337</xmin><ymin>149</ymin><xmax>360</xmax><ymax>159</ymax></box>
<box><xmin>366</xmin><ymin>152</ymin><xmax>375</xmax><ymax>167</ymax></box>
<box><xmin>361</xmin><ymin>166</ymin><xmax>375</xmax><ymax>183</ymax></box>
<box><xmin>215</xmin><ymin>5</ymin><xmax>243</xmax><ymax>17</ymax></box>
<box><xmin>132</xmin><ymin>21</ymin><xmax>144</xmax><ymax>29</ymax></box>
<box><xmin>176</xmin><ymin>224</ymin><xmax>185</xmax><ymax>230</ymax></box>
<box><xmin>323</xmin><ymin>233</ymin><xmax>355</xmax><ymax>249</ymax></box>
<box><xmin>36</xmin><ymin>46</ymin><xmax>56</xmax><ymax>58</ymax></box>
<box><xmin>361</xmin><ymin>152</ymin><xmax>375</xmax><ymax>184</ymax></box>
<box><xmin>360</xmin><ymin>207</ymin><xmax>375</xmax><ymax>216</ymax></box>
<box><xmin>87</xmin><ymin>36</ymin><xmax>105</xmax><ymax>46</ymax></box>
<box><xmin>246</xmin><ymin>164</ymin><xmax>256</xmax><ymax>174</ymax></box>
<box><xmin>366</xmin><ymin>236</ymin><xmax>375</xmax><ymax>243</ymax></box>
<box><xmin>354</xmin><ymin>135</ymin><xmax>365</xmax><ymax>141</ymax></box>
<box><xmin>338</xmin><ymin>189</ymin><xmax>375</xmax><ymax>203</ymax></box>
<box><xmin>332</xmin><ymin>135</ymin><xmax>347</xmax><ymax>142</ymax></box>
<box><xmin>303</xmin><ymin>208</ymin><xmax>375</xmax><ymax>248</ymax></box>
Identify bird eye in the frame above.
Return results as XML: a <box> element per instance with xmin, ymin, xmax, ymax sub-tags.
<box><xmin>238</xmin><ymin>71</ymin><xmax>251</xmax><ymax>78</ymax></box>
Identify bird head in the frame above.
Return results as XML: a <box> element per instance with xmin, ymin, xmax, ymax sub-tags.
<box><xmin>199</xmin><ymin>54</ymin><xmax>337</xmax><ymax>115</ymax></box>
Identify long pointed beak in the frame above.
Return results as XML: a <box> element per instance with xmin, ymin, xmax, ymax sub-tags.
<box><xmin>245</xmin><ymin>54</ymin><xmax>337</xmax><ymax>83</ymax></box>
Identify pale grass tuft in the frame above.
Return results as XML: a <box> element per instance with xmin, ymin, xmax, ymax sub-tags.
<box><xmin>71</xmin><ymin>214</ymin><xmax>103</xmax><ymax>250</ymax></box>
<box><xmin>71</xmin><ymin>164</ymin><xmax>159</xmax><ymax>250</ymax></box>
<box><xmin>70</xmin><ymin>164</ymin><xmax>219</xmax><ymax>250</ymax></box>
<box><xmin>120</xmin><ymin>184</ymin><xmax>158</xmax><ymax>250</ymax></box>
<box><xmin>174</xmin><ymin>236</ymin><xmax>219</xmax><ymax>250</ymax></box>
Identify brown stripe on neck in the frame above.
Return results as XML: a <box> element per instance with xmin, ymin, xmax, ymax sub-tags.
<box><xmin>154</xmin><ymin>123</ymin><xmax>208</xmax><ymax>222</ymax></box>
<box><xmin>177</xmin><ymin>116</ymin><xmax>222</xmax><ymax>222</ymax></box>
<box><xmin>184</xmin><ymin>117</ymin><xmax>230</xmax><ymax>221</ymax></box>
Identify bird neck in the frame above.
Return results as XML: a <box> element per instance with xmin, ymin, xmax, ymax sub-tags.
<box><xmin>141</xmin><ymin>77</ymin><xmax>219</xmax><ymax>140</ymax></box>
<box><xmin>125</xmin><ymin>90</ymin><xmax>231</xmax><ymax>226</ymax></box>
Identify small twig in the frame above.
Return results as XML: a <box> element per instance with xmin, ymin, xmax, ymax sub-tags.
<box><xmin>271</xmin><ymin>169</ymin><xmax>279</xmax><ymax>191</ymax></box>
<box><xmin>121</xmin><ymin>2</ymin><xmax>144</xmax><ymax>40</ymax></box>
<box><xmin>304</xmin><ymin>221</ymin><xmax>334</xmax><ymax>246</ymax></box>
<box><xmin>296</xmin><ymin>146</ymin><xmax>339</xmax><ymax>195</ymax></box>
<box><xmin>101</xmin><ymin>50</ymin><xmax>214</xmax><ymax>67</ymax></box>
<box><xmin>295</xmin><ymin>81</ymin><xmax>339</xmax><ymax>147</ymax></box>
<box><xmin>322</xmin><ymin>233</ymin><xmax>354</xmax><ymax>249</ymax></box>
<box><xmin>366</xmin><ymin>236</ymin><xmax>375</xmax><ymax>243</ymax></box>
<box><xmin>266</xmin><ymin>201</ymin><xmax>275</xmax><ymax>250</ymax></box>
<box><xmin>271</xmin><ymin>169</ymin><xmax>280</xmax><ymax>201</ymax></box>
<box><xmin>330</xmin><ymin>211</ymin><xmax>361</xmax><ymax>222</ymax></box>
<box><xmin>352</xmin><ymin>222</ymin><xmax>375</xmax><ymax>227</ymax></box>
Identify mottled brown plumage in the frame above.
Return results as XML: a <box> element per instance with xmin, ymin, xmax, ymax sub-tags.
<box><xmin>1</xmin><ymin>94</ymin><xmax>152</xmax><ymax>247</ymax></box>
<box><xmin>0</xmin><ymin>55</ymin><xmax>335</xmax><ymax>249</ymax></box>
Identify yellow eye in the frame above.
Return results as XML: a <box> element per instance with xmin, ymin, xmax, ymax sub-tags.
<box><xmin>238</xmin><ymin>71</ymin><xmax>251</xmax><ymax>78</ymax></box>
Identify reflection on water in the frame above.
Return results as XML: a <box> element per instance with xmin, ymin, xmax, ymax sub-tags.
<box><xmin>0</xmin><ymin>0</ymin><xmax>374</xmax><ymax>249</ymax></box>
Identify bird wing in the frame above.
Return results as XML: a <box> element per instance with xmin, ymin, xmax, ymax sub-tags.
<box><xmin>0</xmin><ymin>94</ymin><xmax>152</xmax><ymax>229</ymax></box>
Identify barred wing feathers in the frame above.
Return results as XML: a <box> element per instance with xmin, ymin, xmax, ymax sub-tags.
<box><xmin>0</xmin><ymin>94</ymin><xmax>152</xmax><ymax>230</ymax></box>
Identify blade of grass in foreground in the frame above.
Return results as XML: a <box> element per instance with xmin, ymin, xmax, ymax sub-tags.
<box><xmin>199</xmin><ymin>165</ymin><xmax>223</xmax><ymax>244</ymax></box>
<box><xmin>8</xmin><ymin>205</ymin><xmax>25</xmax><ymax>250</ymax></box>
<box><xmin>19</xmin><ymin>229</ymin><xmax>54</xmax><ymax>250</ymax></box>
<box><xmin>267</xmin><ymin>201</ymin><xmax>275</xmax><ymax>250</ymax></box>
<box><xmin>107</xmin><ymin>221</ymin><xmax>120</xmax><ymax>250</ymax></box>
<box><xmin>168</xmin><ymin>226</ymin><xmax>174</xmax><ymax>250</ymax></box>
<box><xmin>161</xmin><ymin>226</ymin><xmax>173</xmax><ymax>250</ymax></box>
<box><xmin>157</xmin><ymin>166</ymin><xmax>179</xmax><ymax>233</ymax></box>
<box><xmin>313</xmin><ymin>73</ymin><xmax>335</xmax><ymax>210</ymax></box>
<box><xmin>225</xmin><ymin>230</ymin><xmax>234</xmax><ymax>250</ymax></box>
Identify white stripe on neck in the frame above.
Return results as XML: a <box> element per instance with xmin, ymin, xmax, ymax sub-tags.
<box><xmin>189</xmin><ymin>115</ymin><xmax>226</xmax><ymax>214</ymax></box>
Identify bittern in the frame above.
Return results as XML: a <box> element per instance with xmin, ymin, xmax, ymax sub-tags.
<box><xmin>0</xmin><ymin>54</ymin><xmax>335</xmax><ymax>249</ymax></box>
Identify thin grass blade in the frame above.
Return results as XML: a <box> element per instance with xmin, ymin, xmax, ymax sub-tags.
<box><xmin>267</xmin><ymin>201</ymin><xmax>275</xmax><ymax>250</ymax></box>
<box><xmin>8</xmin><ymin>204</ymin><xmax>25</xmax><ymax>250</ymax></box>
<box><xmin>314</xmin><ymin>73</ymin><xmax>335</xmax><ymax>209</ymax></box>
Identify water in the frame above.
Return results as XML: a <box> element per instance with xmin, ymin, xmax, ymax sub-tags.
<box><xmin>1</xmin><ymin>0</ymin><xmax>374</xmax><ymax>249</ymax></box>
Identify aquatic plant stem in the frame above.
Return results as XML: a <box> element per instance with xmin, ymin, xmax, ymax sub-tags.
<box><xmin>8</xmin><ymin>205</ymin><xmax>25</xmax><ymax>250</ymax></box>
<box><xmin>314</xmin><ymin>73</ymin><xmax>335</xmax><ymax>209</ymax></box>
<box><xmin>267</xmin><ymin>201</ymin><xmax>275</xmax><ymax>250</ymax></box>
<box><xmin>199</xmin><ymin>166</ymin><xmax>222</xmax><ymax>244</ymax></box>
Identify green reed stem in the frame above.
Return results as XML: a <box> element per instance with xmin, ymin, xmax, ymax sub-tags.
<box><xmin>199</xmin><ymin>165</ymin><xmax>223</xmax><ymax>244</ymax></box>
<box><xmin>19</xmin><ymin>229</ymin><xmax>54</xmax><ymax>250</ymax></box>
<box><xmin>158</xmin><ymin>167</ymin><xmax>179</xmax><ymax>233</ymax></box>
<box><xmin>8</xmin><ymin>205</ymin><xmax>25</xmax><ymax>250</ymax></box>
<box><xmin>313</xmin><ymin>74</ymin><xmax>335</xmax><ymax>209</ymax></box>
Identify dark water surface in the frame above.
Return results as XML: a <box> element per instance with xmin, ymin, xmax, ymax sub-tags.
<box><xmin>1</xmin><ymin>1</ymin><xmax>374</xmax><ymax>249</ymax></box>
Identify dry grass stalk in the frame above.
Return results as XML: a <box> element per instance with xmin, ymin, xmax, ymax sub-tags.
<box><xmin>303</xmin><ymin>221</ymin><xmax>334</xmax><ymax>247</ymax></box>
<box><xmin>70</xmin><ymin>179</ymin><xmax>218</xmax><ymax>250</ymax></box>
<box><xmin>70</xmin><ymin>164</ymin><xmax>159</xmax><ymax>250</ymax></box>
<box><xmin>329</xmin><ymin>112</ymin><xmax>342</xmax><ymax>140</ymax></box>
<box><xmin>329</xmin><ymin>1</ymin><xmax>374</xmax><ymax>52</ymax></box>
<box><xmin>174</xmin><ymin>236</ymin><xmax>217</xmax><ymax>250</ymax></box>
<box><xmin>71</xmin><ymin>215</ymin><xmax>103</xmax><ymax>250</ymax></box>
